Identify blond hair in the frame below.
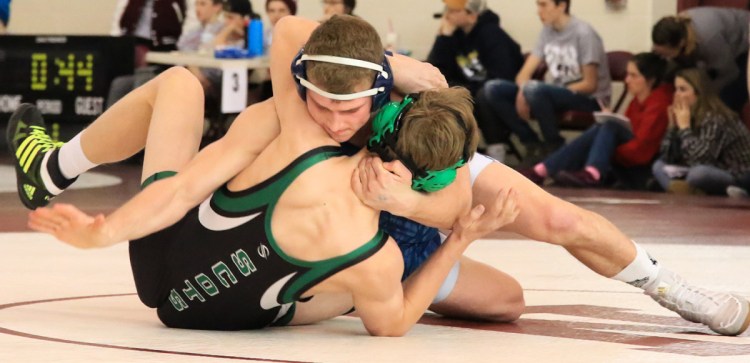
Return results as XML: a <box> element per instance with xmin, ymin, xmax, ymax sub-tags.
<box><xmin>394</xmin><ymin>87</ymin><xmax>479</xmax><ymax>171</ymax></box>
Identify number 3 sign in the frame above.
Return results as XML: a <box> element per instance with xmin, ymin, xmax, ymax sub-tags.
<box><xmin>221</xmin><ymin>66</ymin><xmax>248</xmax><ymax>114</ymax></box>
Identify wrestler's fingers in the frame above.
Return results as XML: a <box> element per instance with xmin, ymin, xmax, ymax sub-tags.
<box><xmin>362</xmin><ymin>159</ymin><xmax>379</xmax><ymax>194</ymax></box>
<box><xmin>28</xmin><ymin>220</ymin><xmax>56</xmax><ymax>235</ymax></box>
<box><xmin>370</xmin><ymin>157</ymin><xmax>391</xmax><ymax>185</ymax></box>
<box><xmin>382</xmin><ymin>160</ymin><xmax>412</xmax><ymax>181</ymax></box>
<box><xmin>486</xmin><ymin>188</ymin><xmax>508</xmax><ymax>214</ymax></box>
<box><xmin>28</xmin><ymin>214</ymin><xmax>60</xmax><ymax>234</ymax></box>
<box><xmin>351</xmin><ymin>167</ymin><xmax>364</xmax><ymax>196</ymax></box>
<box><xmin>458</xmin><ymin>203</ymin><xmax>485</xmax><ymax>230</ymax></box>
<box><xmin>30</xmin><ymin>207</ymin><xmax>70</xmax><ymax>226</ymax></box>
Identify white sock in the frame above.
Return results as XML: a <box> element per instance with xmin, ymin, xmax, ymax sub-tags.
<box><xmin>611</xmin><ymin>242</ymin><xmax>661</xmax><ymax>290</ymax></box>
<box><xmin>57</xmin><ymin>133</ymin><xmax>98</xmax><ymax>180</ymax></box>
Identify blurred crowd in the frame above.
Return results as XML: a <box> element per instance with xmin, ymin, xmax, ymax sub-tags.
<box><xmin>3</xmin><ymin>0</ymin><xmax>750</xmax><ymax>198</ymax></box>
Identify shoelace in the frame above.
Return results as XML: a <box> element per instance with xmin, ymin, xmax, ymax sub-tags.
<box><xmin>664</xmin><ymin>275</ymin><xmax>733</xmax><ymax>326</ymax></box>
<box><xmin>29</xmin><ymin>126</ymin><xmax>63</xmax><ymax>149</ymax></box>
<box><xmin>17</xmin><ymin>126</ymin><xmax>63</xmax><ymax>172</ymax></box>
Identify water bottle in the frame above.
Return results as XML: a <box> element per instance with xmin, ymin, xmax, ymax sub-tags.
<box><xmin>246</xmin><ymin>19</ymin><xmax>264</xmax><ymax>58</ymax></box>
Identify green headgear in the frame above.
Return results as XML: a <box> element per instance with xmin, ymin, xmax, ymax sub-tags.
<box><xmin>367</xmin><ymin>94</ymin><xmax>471</xmax><ymax>192</ymax></box>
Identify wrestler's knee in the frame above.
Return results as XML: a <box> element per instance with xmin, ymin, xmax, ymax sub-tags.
<box><xmin>160</xmin><ymin>66</ymin><xmax>204</xmax><ymax>95</ymax></box>
<box><xmin>539</xmin><ymin>201</ymin><xmax>585</xmax><ymax>245</ymax></box>
<box><xmin>490</xmin><ymin>281</ymin><xmax>525</xmax><ymax>323</ymax></box>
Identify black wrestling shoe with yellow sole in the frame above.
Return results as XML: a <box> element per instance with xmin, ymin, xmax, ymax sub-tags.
<box><xmin>6</xmin><ymin>104</ymin><xmax>64</xmax><ymax>209</ymax></box>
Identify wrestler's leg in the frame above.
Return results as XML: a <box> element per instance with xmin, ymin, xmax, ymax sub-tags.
<box><xmin>471</xmin><ymin>155</ymin><xmax>750</xmax><ymax>336</ymax></box>
<box><xmin>80</xmin><ymin>66</ymin><xmax>205</xmax><ymax>181</ymax></box>
<box><xmin>473</xmin><ymin>159</ymin><xmax>635</xmax><ymax>277</ymax></box>
<box><xmin>7</xmin><ymin>66</ymin><xmax>204</xmax><ymax>209</ymax></box>
<box><xmin>429</xmin><ymin>256</ymin><xmax>524</xmax><ymax>322</ymax></box>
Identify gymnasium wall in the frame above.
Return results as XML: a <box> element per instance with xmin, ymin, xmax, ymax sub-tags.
<box><xmin>6</xmin><ymin>0</ymin><xmax>677</xmax><ymax>59</ymax></box>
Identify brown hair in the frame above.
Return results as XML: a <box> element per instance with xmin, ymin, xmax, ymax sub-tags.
<box><xmin>675</xmin><ymin>68</ymin><xmax>737</xmax><ymax>128</ymax></box>
<box><xmin>553</xmin><ymin>0</ymin><xmax>571</xmax><ymax>14</ymax></box>
<box><xmin>304</xmin><ymin>15</ymin><xmax>383</xmax><ymax>94</ymax></box>
<box><xmin>652</xmin><ymin>15</ymin><xmax>697</xmax><ymax>57</ymax></box>
<box><xmin>393</xmin><ymin>87</ymin><xmax>479</xmax><ymax>171</ymax></box>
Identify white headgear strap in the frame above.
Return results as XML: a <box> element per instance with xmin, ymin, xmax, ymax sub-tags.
<box><xmin>295</xmin><ymin>54</ymin><xmax>389</xmax><ymax>101</ymax></box>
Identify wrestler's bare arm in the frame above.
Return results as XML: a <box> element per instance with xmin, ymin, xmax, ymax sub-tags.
<box><xmin>346</xmin><ymin>188</ymin><xmax>519</xmax><ymax>336</ymax></box>
<box><xmin>27</xmin><ymin>101</ymin><xmax>280</xmax><ymax>248</ymax></box>
<box><xmin>353</xmin><ymin>156</ymin><xmax>473</xmax><ymax>229</ymax></box>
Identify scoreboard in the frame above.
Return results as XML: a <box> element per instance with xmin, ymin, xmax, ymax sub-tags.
<box><xmin>0</xmin><ymin>35</ymin><xmax>134</xmax><ymax>125</ymax></box>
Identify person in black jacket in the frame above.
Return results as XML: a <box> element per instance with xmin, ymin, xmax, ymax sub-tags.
<box><xmin>117</xmin><ymin>0</ymin><xmax>187</xmax><ymax>67</ymax></box>
<box><xmin>427</xmin><ymin>0</ymin><xmax>523</xmax><ymax>163</ymax></box>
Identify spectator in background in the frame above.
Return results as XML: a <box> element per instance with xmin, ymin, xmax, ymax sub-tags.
<box><xmin>113</xmin><ymin>0</ymin><xmax>187</xmax><ymax>68</ymax></box>
<box><xmin>177</xmin><ymin>0</ymin><xmax>225</xmax><ymax>93</ymax></box>
<box><xmin>260</xmin><ymin>0</ymin><xmax>298</xmax><ymax>101</ymax></box>
<box><xmin>652</xmin><ymin>7</ymin><xmax>750</xmax><ymax>114</ymax></box>
<box><xmin>520</xmin><ymin>53</ymin><xmax>672</xmax><ymax>188</ymax></box>
<box><xmin>427</xmin><ymin>0</ymin><xmax>523</xmax><ymax>162</ymax></box>
<box><xmin>321</xmin><ymin>0</ymin><xmax>355</xmax><ymax>21</ymax></box>
<box><xmin>484</xmin><ymin>0</ymin><xmax>611</xmax><ymax>165</ymax></box>
<box><xmin>0</xmin><ymin>0</ymin><xmax>10</xmax><ymax>33</ymax></box>
<box><xmin>214</xmin><ymin>0</ymin><xmax>257</xmax><ymax>48</ymax></box>
<box><xmin>264</xmin><ymin>0</ymin><xmax>297</xmax><ymax>49</ymax></box>
<box><xmin>106</xmin><ymin>0</ymin><xmax>187</xmax><ymax>109</ymax></box>
<box><xmin>726</xmin><ymin>172</ymin><xmax>750</xmax><ymax>198</ymax></box>
<box><xmin>652</xmin><ymin>68</ymin><xmax>750</xmax><ymax>195</ymax></box>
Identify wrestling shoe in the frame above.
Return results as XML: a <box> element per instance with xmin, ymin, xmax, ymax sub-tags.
<box><xmin>645</xmin><ymin>269</ymin><xmax>750</xmax><ymax>336</ymax></box>
<box><xmin>6</xmin><ymin>104</ymin><xmax>63</xmax><ymax>209</ymax></box>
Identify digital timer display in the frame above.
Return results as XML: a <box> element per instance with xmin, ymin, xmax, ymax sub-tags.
<box><xmin>0</xmin><ymin>35</ymin><xmax>134</xmax><ymax>126</ymax></box>
<box><xmin>30</xmin><ymin>52</ymin><xmax>95</xmax><ymax>92</ymax></box>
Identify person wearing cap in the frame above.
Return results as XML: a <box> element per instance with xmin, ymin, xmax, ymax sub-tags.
<box><xmin>484</xmin><ymin>0</ymin><xmax>611</xmax><ymax>165</ymax></box>
<box><xmin>321</xmin><ymin>0</ymin><xmax>356</xmax><ymax>21</ymax></box>
<box><xmin>427</xmin><ymin>0</ymin><xmax>523</xmax><ymax>163</ymax></box>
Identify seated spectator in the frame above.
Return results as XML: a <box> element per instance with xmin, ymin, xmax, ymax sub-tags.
<box><xmin>106</xmin><ymin>0</ymin><xmax>187</xmax><ymax>109</ymax></box>
<box><xmin>483</xmin><ymin>0</ymin><xmax>611</xmax><ymax>165</ymax></box>
<box><xmin>726</xmin><ymin>172</ymin><xmax>750</xmax><ymax>198</ymax></box>
<box><xmin>520</xmin><ymin>53</ymin><xmax>672</xmax><ymax>188</ymax></box>
<box><xmin>0</xmin><ymin>0</ymin><xmax>10</xmax><ymax>33</ymax></box>
<box><xmin>259</xmin><ymin>0</ymin><xmax>297</xmax><ymax>101</ymax></box>
<box><xmin>177</xmin><ymin>0</ymin><xmax>226</xmax><ymax>94</ymax></box>
<box><xmin>427</xmin><ymin>0</ymin><xmax>523</xmax><ymax>162</ymax></box>
<box><xmin>652</xmin><ymin>7</ymin><xmax>750</xmax><ymax>114</ymax></box>
<box><xmin>113</xmin><ymin>0</ymin><xmax>187</xmax><ymax>67</ymax></box>
<box><xmin>321</xmin><ymin>0</ymin><xmax>355</xmax><ymax>21</ymax></box>
<box><xmin>264</xmin><ymin>0</ymin><xmax>297</xmax><ymax>49</ymax></box>
<box><xmin>652</xmin><ymin>68</ymin><xmax>750</xmax><ymax>195</ymax></box>
<box><xmin>214</xmin><ymin>0</ymin><xmax>257</xmax><ymax>48</ymax></box>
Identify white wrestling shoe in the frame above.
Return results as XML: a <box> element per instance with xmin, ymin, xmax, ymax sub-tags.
<box><xmin>645</xmin><ymin>269</ymin><xmax>750</xmax><ymax>336</ymax></box>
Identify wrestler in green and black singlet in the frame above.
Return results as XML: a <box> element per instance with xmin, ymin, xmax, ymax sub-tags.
<box><xmin>129</xmin><ymin>146</ymin><xmax>388</xmax><ymax>330</ymax></box>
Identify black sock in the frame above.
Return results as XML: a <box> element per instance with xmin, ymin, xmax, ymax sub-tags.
<box><xmin>46</xmin><ymin>149</ymin><xmax>78</xmax><ymax>190</ymax></box>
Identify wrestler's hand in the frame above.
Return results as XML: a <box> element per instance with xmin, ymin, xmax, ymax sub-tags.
<box><xmin>28</xmin><ymin>204</ymin><xmax>113</xmax><ymax>249</ymax></box>
<box><xmin>515</xmin><ymin>90</ymin><xmax>531</xmax><ymax>121</ymax></box>
<box><xmin>351</xmin><ymin>155</ymin><xmax>417</xmax><ymax>215</ymax></box>
<box><xmin>389</xmin><ymin>54</ymin><xmax>448</xmax><ymax>94</ymax></box>
<box><xmin>452</xmin><ymin>188</ymin><xmax>519</xmax><ymax>244</ymax></box>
